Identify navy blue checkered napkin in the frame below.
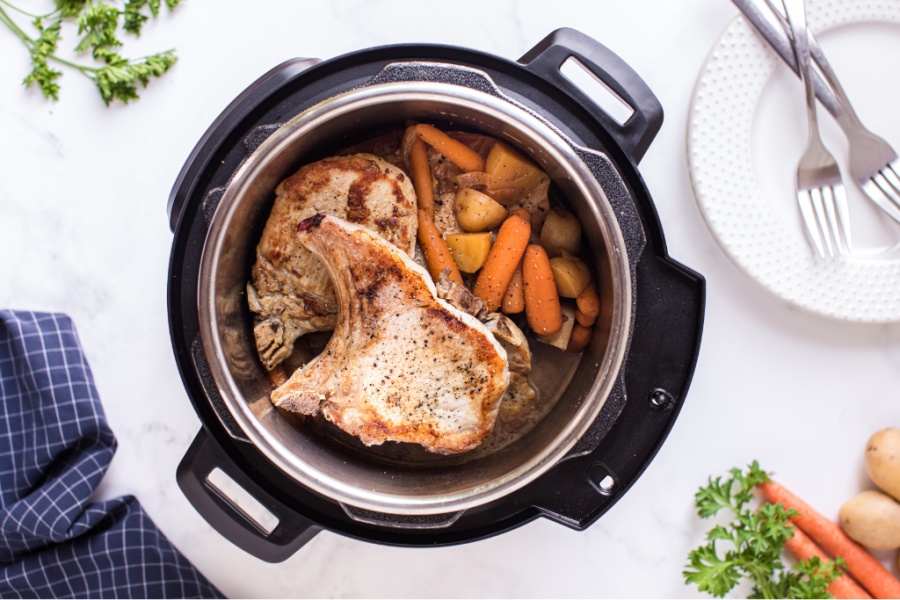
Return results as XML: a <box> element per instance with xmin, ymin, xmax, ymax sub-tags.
<box><xmin>0</xmin><ymin>310</ymin><xmax>222</xmax><ymax>599</ymax></box>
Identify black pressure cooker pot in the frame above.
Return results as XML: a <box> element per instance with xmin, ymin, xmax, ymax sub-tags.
<box><xmin>167</xmin><ymin>28</ymin><xmax>705</xmax><ymax>562</ymax></box>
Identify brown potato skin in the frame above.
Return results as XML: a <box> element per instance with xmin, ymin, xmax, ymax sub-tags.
<box><xmin>839</xmin><ymin>490</ymin><xmax>900</xmax><ymax>550</ymax></box>
<box><xmin>866</xmin><ymin>428</ymin><xmax>900</xmax><ymax>502</ymax></box>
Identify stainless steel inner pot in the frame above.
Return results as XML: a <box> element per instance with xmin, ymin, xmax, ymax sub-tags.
<box><xmin>197</xmin><ymin>78</ymin><xmax>633</xmax><ymax>515</ymax></box>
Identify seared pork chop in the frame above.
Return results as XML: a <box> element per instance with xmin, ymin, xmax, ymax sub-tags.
<box><xmin>271</xmin><ymin>214</ymin><xmax>510</xmax><ymax>454</ymax></box>
<box><xmin>248</xmin><ymin>154</ymin><xmax>417</xmax><ymax>370</ymax></box>
<box><xmin>435</xmin><ymin>273</ymin><xmax>537</xmax><ymax>425</ymax></box>
<box><xmin>483</xmin><ymin>313</ymin><xmax>537</xmax><ymax>426</ymax></box>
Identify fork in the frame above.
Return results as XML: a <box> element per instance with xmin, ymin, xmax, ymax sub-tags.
<box><xmin>733</xmin><ymin>0</ymin><xmax>900</xmax><ymax>226</ymax></box>
<box><xmin>782</xmin><ymin>0</ymin><xmax>851</xmax><ymax>258</ymax></box>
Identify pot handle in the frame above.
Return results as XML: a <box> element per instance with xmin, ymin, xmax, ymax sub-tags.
<box><xmin>519</xmin><ymin>28</ymin><xmax>663</xmax><ymax>164</ymax></box>
<box><xmin>177</xmin><ymin>429</ymin><xmax>319</xmax><ymax>563</ymax></box>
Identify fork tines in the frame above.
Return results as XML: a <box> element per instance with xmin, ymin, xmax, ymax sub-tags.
<box><xmin>798</xmin><ymin>182</ymin><xmax>852</xmax><ymax>259</ymax></box>
<box><xmin>862</xmin><ymin>159</ymin><xmax>900</xmax><ymax>224</ymax></box>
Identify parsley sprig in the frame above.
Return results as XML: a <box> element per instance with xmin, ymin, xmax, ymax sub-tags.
<box><xmin>684</xmin><ymin>462</ymin><xmax>845</xmax><ymax>599</ymax></box>
<box><xmin>0</xmin><ymin>0</ymin><xmax>180</xmax><ymax>105</ymax></box>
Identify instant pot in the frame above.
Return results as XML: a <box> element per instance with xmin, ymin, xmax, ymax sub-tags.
<box><xmin>167</xmin><ymin>28</ymin><xmax>705</xmax><ymax>562</ymax></box>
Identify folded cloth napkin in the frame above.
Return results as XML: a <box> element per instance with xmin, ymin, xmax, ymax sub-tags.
<box><xmin>0</xmin><ymin>310</ymin><xmax>222</xmax><ymax>599</ymax></box>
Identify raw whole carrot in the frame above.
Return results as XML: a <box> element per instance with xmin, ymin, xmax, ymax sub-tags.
<box><xmin>409</xmin><ymin>137</ymin><xmax>435</xmax><ymax>219</ymax></box>
<box><xmin>567</xmin><ymin>323</ymin><xmax>592</xmax><ymax>353</ymax></box>
<box><xmin>522</xmin><ymin>244</ymin><xmax>563</xmax><ymax>335</ymax></box>
<box><xmin>574</xmin><ymin>307</ymin><xmax>596</xmax><ymax>327</ymax></box>
<box><xmin>781</xmin><ymin>521</ymin><xmax>871</xmax><ymax>599</ymax></box>
<box><xmin>501</xmin><ymin>261</ymin><xmax>525</xmax><ymax>314</ymax></box>
<box><xmin>417</xmin><ymin>210</ymin><xmax>463</xmax><ymax>285</ymax></box>
<box><xmin>267</xmin><ymin>365</ymin><xmax>288</xmax><ymax>387</ymax></box>
<box><xmin>759</xmin><ymin>481</ymin><xmax>900</xmax><ymax>599</ymax></box>
<box><xmin>415</xmin><ymin>124</ymin><xmax>486</xmax><ymax>173</ymax></box>
<box><xmin>576</xmin><ymin>282</ymin><xmax>600</xmax><ymax>318</ymax></box>
<box><xmin>472</xmin><ymin>212</ymin><xmax>531</xmax><ymax>311</ymax></box>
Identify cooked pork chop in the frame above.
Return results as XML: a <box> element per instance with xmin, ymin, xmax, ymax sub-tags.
<box><xmin>271</xmin><ymin>214</ymin><xmax>510</xmax><ymax>454</ymax></box>
<box><xmin>248</xmin><ymin>154</ymin><xmax>417</xmax><ymax>370</ymax></box>
<box><xmin>484</xmin><ymin>313</ymin><xmax>537</xmax><ymax>426</ymax></box>
<box><xmin>435</xmin><ymin>273</ymin><xmax>537</xmax><ymax>426</ymax></box>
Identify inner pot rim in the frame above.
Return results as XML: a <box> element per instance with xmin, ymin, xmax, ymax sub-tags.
<box><xmin>198</xmin><ymin>80</ymin><xmax>633</xmax><ymax>515</ymax></box>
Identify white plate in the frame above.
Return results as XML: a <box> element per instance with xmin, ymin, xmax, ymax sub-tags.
<box><xmin>688</xmin><ymin>0</ymin><xmax>900</xmax><ymax>322</ymax></box>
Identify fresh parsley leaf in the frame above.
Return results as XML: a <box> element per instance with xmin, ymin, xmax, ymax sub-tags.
<box><xmin>122</xmin><ymin>0</ymin><xmax>168</xmax><ymax>35</ymax></box>
<box><xmin>75</xmin><ymin>3</ymin><xmax>122</xmax><ymax>57</ymax></box>
<box><xmin>91</xmin><ymin>49</ymin><xmax>176</xmax><ymax>105</ymax></box>
<box><xmin>54</xmin><ymin>0</ymin><xmax>88</xmax><ymax>19</ymax></box>
<box><xmin>685</xmin><ymin>543</ymin><xmax>743</xmax><ymax>597</ymax></box>
<box><xmin>122</xmin><ymin>0</ymin><xmax>150</xmax><ymax>35</ymax></box>
<box><xmin>2</xmin><ymin>0</ymin><xmax>181</xmax><ymax>105</ymax></box>
<box><xmin>684</xmin><ymin>462</ymin><xmax>843</xmax><ymax>599</ymax></box>
<box><xmin>23</xmin><ymin>17</ymin><xmax>63</xmax><ymax>100</ymax></box>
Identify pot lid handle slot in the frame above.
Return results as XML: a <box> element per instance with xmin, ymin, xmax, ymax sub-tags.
<box><xmin>519</xmin><ymin>27</ymin><xmax>663</xmax><ymax>165</ymax></box>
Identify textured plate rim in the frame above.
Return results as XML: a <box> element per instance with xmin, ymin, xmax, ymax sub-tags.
<box><xmin>687</xmin><ymin>0</ymin><xmax>900</xmax><ymax>323</ymax></box>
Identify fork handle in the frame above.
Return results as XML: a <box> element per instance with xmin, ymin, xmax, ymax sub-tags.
<box><xmin>731</xmin><ymin>0</ymin><xmax>866</xmax><ymax>133</ymax></box>
<box><xmin>782</xmin><ymin>0</ymin><xmax>820</xmax><ymax>140</ymax></box>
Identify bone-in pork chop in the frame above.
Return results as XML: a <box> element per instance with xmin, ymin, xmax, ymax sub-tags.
<box><xmin>435</xmin><ymin>273</ymin><xmax>536</xmax><ymax>426</ymax></box>
<box><xmin>270</xmin><ymin>214</ymin><xmax>510</xmax><ymax>454</ymax></box>
<box><xmin>247</xmin><ymin>154</ymin><xmax>417</xmax><ymax>371</ymax></box>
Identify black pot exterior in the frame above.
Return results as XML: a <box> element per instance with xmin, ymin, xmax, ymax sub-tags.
<box><xmin>168</xmin><ymin>28</ymin><xmax>705</xmax><ymax>562</ymax></box>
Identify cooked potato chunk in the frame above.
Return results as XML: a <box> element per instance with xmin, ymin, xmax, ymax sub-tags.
<box><xmin>455</xmin><ymin>188</ymin><xmax>508</xmax><ymax>232</ymax></box>
<box><xmin>445</xmin><ymin>232</ymin><xmax>493</xmax><ymax>273</ymax></box>
<box><xmin>485</xmin><ymin>143</ymin><xmax>547</xmax><ymax>203</ymax></box>
<box><xmin>540</xmin><ymin>208</ymin><xmax>582</xmax><ymax>257</ymax></box>
<box><xmin>549</xmin><ymin>256</ymin><xmax>591</xmax><ymax>298</ymax></box>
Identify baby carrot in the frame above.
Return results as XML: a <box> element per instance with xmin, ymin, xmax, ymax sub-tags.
<box><xmin>576</xmin><ymin>282</ymin><xmax>600</xmax><ymax>318</ymax></box>
<box><xmin>759</xmin><ymin>480</ymin><xmax>900</xmax><ymax>599</ymax></box>
<box><xmin>501</xmin><ymin>261</ymin><xmax>525</xmax><ymax>314</ymax></box>
<box><xmin>415</xmin><ymin>124</ymin><xmax>486</xmax><ymax>173</ymax></box>
<box><xmin>781</xmin><ymin>521</ymin><xmax>871</xmax><ymax>599</ymax></box>
<box><xmin>509</xmin><ymin>207</ymin><xmax>531</xmax><ymax>222</ymax></box>
<box><xmin>567</xmin><ymin>323</ymin><xmax>592</xmax><ymax>353</ymax></box>
<box><xmin>522</xmin><ymin>244</ymin><xmax>563</xmax><ymax>335</ymax></box>
<box><xmin>472</xmin><ymin>212</ymin><xmax>531</xmax><ymax>312</ymax></box>
<box><xmin>409</xmin><ymin>137</ymin><xmax>435</xmax><ymax>219</ymax></box>
<box><xmin>417</xmin><ymin>210</ymin><xmax>463</xmax><ymax>285</ymax></box>
<box><xmin>574</xmin><ymin>307</ymin><xmax>596</xmax><ymax>327</ymax></box>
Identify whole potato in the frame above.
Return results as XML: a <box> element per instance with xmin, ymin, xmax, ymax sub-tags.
<box><xmin>866</xmin><ymin>428</ymin><xmax>900</xmax><ymax>502</ymax></box>
<box><xmin>839</xmin><ymin>490</ymin><xmax>900</xmax><ymax>549</ymax></box>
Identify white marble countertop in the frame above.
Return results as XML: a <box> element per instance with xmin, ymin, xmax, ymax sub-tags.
<box><xmin>2</xmin><ymin>0</ymin><xmax>900</xmax><ymax>597</ymax></box>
